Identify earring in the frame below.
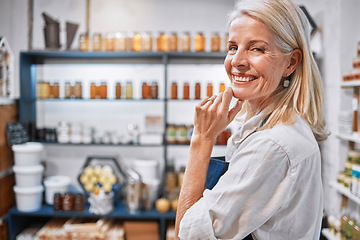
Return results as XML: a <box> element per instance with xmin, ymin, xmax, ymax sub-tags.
<box><xmin>283</xmin><ymin>79</ymin><xmax>290</xmax><ymax>88</ymax></box>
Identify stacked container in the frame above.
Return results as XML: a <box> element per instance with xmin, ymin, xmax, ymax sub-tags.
<box><xmin>12</xmin><ymin>142</ymin><xmax>44</xmax><ymax>212</ymax></box>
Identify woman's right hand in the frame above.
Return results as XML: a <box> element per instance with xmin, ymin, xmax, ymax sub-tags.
<box><xmin>192</xmin><ymin>87</ymin><xmax>243</xmax><ymax>144</ymax></box>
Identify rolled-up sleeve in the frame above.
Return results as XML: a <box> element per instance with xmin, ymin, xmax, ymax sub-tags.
<box><xmin>179</xmin><ymin>136</ymin><xmax>294</xmax><ymax>239</ymax></box>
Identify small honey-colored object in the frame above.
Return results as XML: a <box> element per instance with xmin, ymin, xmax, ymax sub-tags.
<box><xmin>131</xmin><ymin>32</ymin><xmax>142</xmax><ymax>52</ymax></box>
<box><xmin>79</xmin><ymin>33</ymin><xmax>89</xmax><ymax>51</ymax></box>
<box><xmin>73</xmin><ymin>81</ymin><xmax>82</xmax><ymax>99</ymax></box>
<box><xmin>181</xmin><ymin>32</ymin><xmax>191</xmax><ymax>52</ymax></box>
<box><xmin>126</xmin><ymin>81</ymin><xmax>133</xmax><ymax>99</ymax></box>
<box><xmin>50</xmin><ymin>82</ymin><xmax>59</xmax><ymax>98</ymax></box>
<box><xmin>156</xmin><ymin>32</ymin><xmax>168</xmax><ymax>52</ymax></box>
<box><xmin>41</xmin><ymin>81</ymin><xmax>51</xmax><ymax>99</ymax></box>
<box><xmin>211</xmin><ymin>32</ymin><xmax>221</xmax><ymax>52</ymax></box>
<box><xmin>195</xmin><ymin>82</ymin><xmax>201</xmax><ymax>99</ymax></box>
<box><xmin>115</xmin><ymin>82</ymin><xmax>121</xmax><ymax>99</ymax></box>
<box><xmin>64</xmin><ymin>81</ymin><xmax>72</xmax><ymax>99</ymax></box>
<box><xmin>90</xmin><ymin>82</ymin><xmax>98</xmax><ymax>99</ymax></box>
<box><xmin>99</xmin><ymin>82</ymin><xmax>107</xmax><ymax>99</ymax></box>
<box><xmin>155</xmin><ymin>198</ymin><xmax>171</xmax><ymax>213</ymax></box>
<box><xmin>183</xmin><ymin>82</ymin><xmax>190</xmax><ymax>99</ymax></box>
<box><xmin>80</xmin><ymin>174</ymin><xmax>88</xmax><ymax>184</ymax></box>
<box><xmin>114</xmin><ymin>32</ymin><xmax>128</xmax><ymax>51</ymax></box>
<box><xmin>195</xmin><ymin>32</ymin><xmax>206</xmax><ymax>52</ymax></box>
<box><xmin>219</xmin><ymin>82</ymin><xmax>225</xmax><ymax>93</ymax></box>
<box><xmin>92</xmin><ymin>33</ymin><xmax>103</xmax><ymax>51</ymax></box>
<box><xmin>171</xmin><ymin>82</ymin><xmax>178</xmax><ymax>99</ymax></box>
<box><xmin>142</xmin><ymin>31</ymin><xmax>153</xmax><ymax>51</ymax></box>
<box><xmin>169</xmin><ymin>32</ymin><xmax>178</xmax><ymax>52</ymax></box>
<box><xmin>105</xmin><ymin>32</ymin><xmax>115</xmax><ymax>51</ymax></box>
<box><xmin>206</xmin><ymin>83</ymin><xmax>213</xmax><ymax>98</ymax></box>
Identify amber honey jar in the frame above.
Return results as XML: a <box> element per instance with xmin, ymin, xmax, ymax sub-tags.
<box><xmin>74</xmin><ymin>193</ymin><xmax>85</xmax><ymax>212</ymax></box>
<box><xmin>50</xmin><ymin>82</ymin><xmax>59</xmax><ymax>98</ymax></box>
<box><xmin>206</xmin><ymin>83</ymin><xmax>213</xmax><ymax>98</ymax></box>
<box><xmin>183</xmin><ymin>82</ymin><xmax>190</xmax><ymax>99</ymax></box>
<box><xmin>62</xmin><ymin>192</ymin><xmax>74</xmax><ymax>211</ymax></box>
<box><xmin>114</xmin><ymin>32</ymin><xmax>128</xmax><ymax>51</ymax></box>
<box><xmin>64</xmin><ymin>81</ymin><xmax>72</xmax><ymax>99</ymax></box>
<box><xmin>195</xmin><ymin>32</ymin><xmax>205</xmax><ymax>52</ymax></box>
<box><xmin>181</xmin><ymin>32</ymin><xmax>191</xmax><ymax>52</ymax></box>
<box><xmin>79</xmin><ymin>33</ymin><xmax>89</xmax><ymax>51</ymax></box>
<box><xmin>169</xmin><ymin>32</ymin><xmax>178</xmax><ymax>52</ymax></box>
<box><xmin>41</xmin><ymin>81</ymin><xmax>51</xmax><ymax>99</ymax></box>
<box><xmin>150</xmin><ymin>81</ymin><xmax>158</xmax><ymax>99</ymax></box>
<box><xmin>195</xmin><ymin>82</ymin><xmax>201</xmax><ymax>99</ymax></box>
<box><xmin>126</xmin><ymin>81</ymin><xmax>133</xmax><ymax>99</ymax></box>
<box><xmin>131</xmin><ymin>32</ymin><xmax>142</xmax><ymax>52</ymax></box>
<box><xmin>115</xmin><ymin>82</ymin><xmax>121</xmax><ymax>99</ymax></box>
<box><xmin>211</xmin><ymin>32</ymin><xmax>221</xmax><ymax>52</ymax></box>
<box><xmin>142</xmin><ymin>32</ymin><xmax>153</xmax><ymax>51</ymax></box>
<box><xmin>156</xmin><ymin>32</ymin><xmax>168</xmax><ymax>52</ymax></box>
<box><xmin>105</xmin><ymin>33</ymin><xmax>115</xmax><ymax>51</ymax></box>
<box><xmin>171</xmin><ymin>82</ymin><xmax>178</xmax><ymax>99</ymax></box>
<box><xmin>92</xmin><ymin>33</ymin><xmax>102</xmax><ymax>51</ymax></box>
<box><xmin>90</xmin><ymin>82</ymin><xmax>97</xmax><ymax>99</ymax></box>
<box><xmin>142</xmin><ymin>82</ymin><xmax>150</xmax><ymax>99</ymax></box>
<box><xmin>53</xmin><ymin>193</ymin><xmax>63</xmax><ymax>211</ymax></box>
<box><xmin>73</xmin><ymin>81</ymin><xmax>82</xmax><ymax>99</ymax></box>
<box><xmin>99</xmin><ymin>82</ymin><xmax>107</xmax><ymax>99</ymax></box>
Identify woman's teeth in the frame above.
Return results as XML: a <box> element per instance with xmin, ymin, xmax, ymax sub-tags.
<box><xmin>233</xmin><ymin>75</ymin><xmax>256</xmax><ymax>82</ymax></box>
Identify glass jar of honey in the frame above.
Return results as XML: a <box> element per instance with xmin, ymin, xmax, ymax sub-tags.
<box><xmin>181</xmin><ymin>32</ymin><xmax>191</xmax><ymax>52</ymax></box>
<box><xmin>150</xmin><ymin>81</ymin><xmax>158</xmax><ymax>99</ymax></box>
<box><xmin>53</xmin><ymin>193</ymin><xmax>63</xmax><ymax>211</ymax></box>
<box><xmin>206</xmin><ymin>83</ymin><xmax>213</xmax><ymax>98</ymax></box>
<box><xmin>171</xmin><ymin>82</ymin><xmax>178</xmax><ymax>99</ymax></box>
<box><xmin>62</xmin><ymin>192</ymin><xmax>74</xmax><ymax>211</ymax></box>
<box><xmin>114</xmin><ymin>32</ymin><xmax>128</xmax><ymax>51</ymax></box>
<box><xmin>131</xmin><ymin>32</ymin><xmax>142</xmax><ymax>52</ymax></box>
<box><xmin>41</xmin><ymin>81</ymin><xmax>51</xmax><ymax>99</ymax></box>
<box><xmin>115</xmin><ymin>82</ymin><xmax>121</xmax><ymax>99</ymax></box>
<box><xmin>195</xmin><ymin>32</ymin><xmax>206</xmax><ymax>52</ymax></box>
<box><xmin>169</xmin><ymin>32</ymin><xmax>178</xmax><ymax>52</ymax></box>
<box><xmin>156</xmin><ymin>32</ymin><xmax>168</xmax><ymax>52</ymax></box>
<box><xmin>99</xmin><ymin>82</ymin><xmax>107</xmax><ymax>99</ymax></box>
<box><xmin>183</xmin><ymin>82</ymin><xmax>190</xmax><ymax>100</ymax></box>
<box><xmin>79</xmin><ymin>33</ymin><xmax>89</xmax><ymax>51</ymax></box>
<box><xmin>211</xmin><ymin>32</ymin><xmax>221</xmax><ymax>52</ymax></box>
<box><xmin>142</xmin><ymin>82</ymin><xmax>150</xmax><ymax>99</ymax></box>
<box><xmin>50</xmin><ymin>82</ymin><xmax>59</xmax><ymax>98</ymax></box>
<box><xmin>105</xmin><ymin>32</ymin><xmax>115</xmax><ymax>51</ymax></box>
<box><xmin>92</xmin><ymin>33</ymin><xmax>103</xmax><ymax>51</ymax></box>
<box><xmin>74</xmin><ymin>193</ymin><xmax>85</xmax><ymax>212</ymax></box>
<box><xmin>73</xmin><ymin>81</ymin><xmax>82</xmax><ymax>99</ymax></box>
<box><xmin>195</xmin><ymin>82</ymin><xmax>201</xmax><ymax>99</ymax></box>
<box><xmin>90</xmin><ymin>82</ymin><xmax>97</xmax><ymax>99</ymax></box>
<box><xmin>219</xmin><ymin>82</ymin><xmax>225</xmax><ymax>93</ymax></box>
<box><xmin>142</xmin><ymin>32</ymin><xmax>153</xmax><ymax>52</ymax></box>
<box><xmin>64</xmin><ymin>81</ymin><xmax>72</xmax><ymax>99</ymax></box>
<box><xmin>126</xmin><ymin>81</ymin><xmax>133</xmax><ymax>99</ymax></box>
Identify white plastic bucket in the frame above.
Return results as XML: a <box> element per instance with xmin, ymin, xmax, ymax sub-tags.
<box><xmin>13</xmin><ymin>165</ymin><xmax>44</xmax><ymax>187</ymax></box>
<box><xmin>12</xmin><ymin>142</ymin><xmax>44</xmax><ymax>166</ymax></box>
<box><xmin>13</xmin><ymin>185</ymin><xmax>44</xmax><ymax>212</ymax></box>
<box><xmin>132</xmin><ymin>159</ymin><xmax>159</xmax><ymax>182</ymax></box>
<box><xmin>44</xmin><ymin>175</ymin><xmax>71</xmax><ymax>205</ymax></box>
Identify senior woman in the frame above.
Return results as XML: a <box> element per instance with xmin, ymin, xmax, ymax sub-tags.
<box><xmin>175</xmin><ymin>0</ymin><xmax>328</xmax><ymax>239</ymax></box>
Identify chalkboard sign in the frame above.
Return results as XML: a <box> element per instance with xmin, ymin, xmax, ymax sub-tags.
<box><xmin>6</xmin><ymin>122</ymin><xmax>29</xmax><ymax>146</ymax></box>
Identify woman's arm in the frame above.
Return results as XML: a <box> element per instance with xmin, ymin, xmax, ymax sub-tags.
<box><xmin>175</xmin><ymin>88</ymin><xmax>242</xmax><ymax>239</ymax></box>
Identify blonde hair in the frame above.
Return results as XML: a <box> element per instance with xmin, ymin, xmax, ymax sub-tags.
<box><xmin>228</xmin><ymin>0</ymin><xmax>328</xmax><ymax>142</ymax></box>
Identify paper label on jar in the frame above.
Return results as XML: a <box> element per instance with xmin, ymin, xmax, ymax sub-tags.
<box><xmin>353</xmin><ymin>98</ymin><xmax>359</xmax><ymax>111</ymax></box>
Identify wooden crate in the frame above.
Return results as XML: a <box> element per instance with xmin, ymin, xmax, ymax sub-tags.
<box><xmin>0</xmin><ymin>103</ymin><xmax>17</xmax><ymax>172</ymax></box>
<box><xmin>0</xmin><ymin>173</ymin><xmax>15</xmax><ymax>216</ymax></box>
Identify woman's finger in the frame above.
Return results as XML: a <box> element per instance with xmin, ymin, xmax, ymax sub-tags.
<box><xmin>219</xmin><ymin>87</ymin><xmax>234</xmax><ymax>113</ymax></box>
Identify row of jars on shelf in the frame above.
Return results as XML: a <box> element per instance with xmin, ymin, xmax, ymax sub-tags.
<box><xmin>342</xmin><ymin>42</ymin><xmax>360</xmax><ymax>81</ymax></box>
<box><xmin>79</xmin><ymin>31</ymin><xmax>228</xmax><ymax>52</ymax></box>
<box><xmin>36</xmin><ymin>81</ymin><xmax>226</xmax><ymax>100</ymax></box>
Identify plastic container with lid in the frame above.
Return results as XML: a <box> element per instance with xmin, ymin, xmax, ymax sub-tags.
<box><xmin>44</xmin><ymin>175</ymin><xmax>71</xmax><ymax>205</ymax></box>
<box><xmin>12</xmin><ymin>142</ymin><xmax>44</xmax><ymax>166</ymax></box>
<box><xmin>13</xmin><ymin>185</ymin><xmax>44</xmax><ymax>212</ymax></box>
<box><xmin>13</xmin><ymin>165</ymin><xmax>44</xmax><ymax>187</ymax></box>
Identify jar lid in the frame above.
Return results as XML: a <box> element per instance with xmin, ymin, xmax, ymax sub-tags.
<box><xmin>44</xmin><ymin>175</ymin><xmax>71</xmax><ymax>187</ymax></box>
<box><xmin>12</xmin><ymin>142</ymin><xmax>44</xmax><ymax>153</ymax></box>
<box><xmin>13</xmin><ymin>185</ymin><xmax>44</xmax><ymax>194</ymax></box>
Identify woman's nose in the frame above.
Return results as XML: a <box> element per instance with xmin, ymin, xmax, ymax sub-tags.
<box><xmin>231</xmin><ymin>50</ymin><xmax>249</xmax><ymax>69</ymax></box>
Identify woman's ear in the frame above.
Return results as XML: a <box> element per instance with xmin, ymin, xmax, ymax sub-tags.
<box><xmin>283</xmin><ymin>49</ymin><xmax>302</xmax><ymax>77</ymax></box>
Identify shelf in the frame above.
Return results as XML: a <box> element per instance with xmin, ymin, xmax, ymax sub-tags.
<box><xmin>40</xmin><ymin>142</ymin><xmax>164</xmax><ymax>147</ymax></box>
<box><xmin>8</xmin><ymin>203</ymin><xmax>176</xmax><ymax>219</ymax></box>
<box><xmin>336</xmin><ymin>133</ymin><xmax>360</xmax><ymax>143</ymax></box>
<box><xmin>329</xmin><ymin>181</ymin><xmax>360</xmax><ymax>205</ymax></box>
<box><xmin>0</xmin><ymin>98</ymin><xmax>16</xmax><ymax>105</ymax></box>
<box><xmin>36</xmin><ymin>98</ymin><xmax>165</xmax><ymax>102</ymax></box>
<box><xmin>341</xmin><ymin>81</ymin><xmax>360</xmax><ymax>88</ymax></box>
<box><xmin>322</xmin><ymin>228</ymin><xmax>340</xmax><ymax>240</ymax></box>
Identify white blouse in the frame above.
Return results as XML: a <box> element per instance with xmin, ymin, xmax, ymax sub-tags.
<box><xmin>178</xmin><ymin>112</ymin><xmax>323</xmax><ymax>240</ymax></box>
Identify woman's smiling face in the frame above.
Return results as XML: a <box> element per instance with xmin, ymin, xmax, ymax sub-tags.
<box><xmin>225</xmin><ymin>14</ymin><xmax>292</xmax><ymax>112</ymax></box>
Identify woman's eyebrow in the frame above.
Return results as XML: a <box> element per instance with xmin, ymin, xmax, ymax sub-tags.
<box><xmin>249</xmin><ymin>40</ymin><xmax>269</xmax><ymax>46</ymax></box>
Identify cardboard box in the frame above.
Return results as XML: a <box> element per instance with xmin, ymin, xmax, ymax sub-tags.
<box><xmin>124</xmin><ymin>221</ymin><xmax>159</xmax><ymax>240</ymax></box>
<box><xmin>0</xmin><ymin>103</ymin><xmax>17</xmax><ymax>172</ymax></box>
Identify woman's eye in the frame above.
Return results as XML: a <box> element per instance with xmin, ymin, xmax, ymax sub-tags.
<box><xmin>252</xmin><ymin>47</ymin><xmax>265</xmax><ymax>53</ymax></box>
<box><xmin>228</xmin><ymin>46</ymin><xmax>237</xmax><ymax>52</ymax></box>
